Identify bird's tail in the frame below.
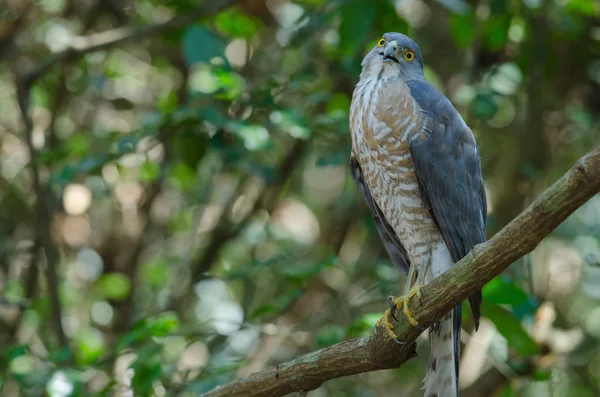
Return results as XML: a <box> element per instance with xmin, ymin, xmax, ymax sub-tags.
<box><xmin>422</xmin><ymin>304</ymin><xmax>461</xmax><ymax>397</ymax></box>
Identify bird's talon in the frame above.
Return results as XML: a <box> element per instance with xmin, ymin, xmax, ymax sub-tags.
<box><xmin>392</xmin><ymin>337</ymin><xmax>406</xmax><ymax>345</ymax></box>
<box><xmin>387</xmin><ymin>296</ymin><xmax>398</xmax><ymax>320</ymax></box>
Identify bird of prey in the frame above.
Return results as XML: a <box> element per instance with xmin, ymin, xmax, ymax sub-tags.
<box><xmin>349</xmin><ymin>32</ymin><xmax>487</xmax><ymax>397</ymax></box>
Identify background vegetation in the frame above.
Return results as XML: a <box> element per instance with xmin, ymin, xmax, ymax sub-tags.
<box><xmin>0</xmin><ymin>0</ymin><xmax>599</xmax><ymax>396</ymax></box>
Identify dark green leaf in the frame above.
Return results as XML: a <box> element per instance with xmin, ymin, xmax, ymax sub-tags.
<box><xmin>182</xmin><ymin>25</ymin><xmax>228</xmax><ymax>67</ymax></box>
<box><xmin>339</xmin><ymin>0</ymin><xmax>376</xmax><ymax>56</ymax></box>
<box><xmin>450</xmin><ymin>13</ymin><xmax>475</xmax><ymax>48</ymax></box>
<box><xmin>482</xmin><ymin>276</ymin><xmax>528</xmax><ymax>305</ymax></box>
<box><xmin>482</xmin><ymin>303</ymin><xmax>539</xmax><ymax>356</ymax></box>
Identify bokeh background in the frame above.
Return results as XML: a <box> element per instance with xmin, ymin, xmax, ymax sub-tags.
<box><xmin>0</xmin><ymin>0</ymin><xmax>599</xmax><ymax>396</ymax></box>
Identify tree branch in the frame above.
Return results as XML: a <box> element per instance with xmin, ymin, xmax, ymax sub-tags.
<box><xmin>203</xmin><ymin>145</ymin><xmax>600</xmax><ymax>397</ymax></box>
<box><xmin>22</xmin><ymin>0</ymin><xmax>239</xmax><ymax>86</ymax></box>
<box><xmin>15</xmin><ymin>77</ymin><xmax>69</xmax><ymax>350</ymax></box>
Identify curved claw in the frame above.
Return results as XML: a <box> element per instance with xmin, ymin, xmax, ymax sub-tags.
<box><xmin>392</xmin><ymin>337</ymin><xmax>407</xmax><ymax>345</ymax></box>
<box><xmin>387</xmin><ymin>296</ymin><xmax>398</xmax><ymax>321</ymax></box>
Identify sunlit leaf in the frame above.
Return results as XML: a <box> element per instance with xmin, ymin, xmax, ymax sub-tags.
<box><xmin>346</xmin><ymin>313</ymin><xmax>381</xmax><ymax>337</ymax></box>
<box><xmin>168</xmin><ymin>162</ymin><xmax>197</xmax><ymax>191</ymax></box>
<box><xmin>148</xmin><ymin>312</ymin><xmax>180</xmax><ymax>337</ymax></box>
<box><xmin>565</xmin><ymin>0</ymin><xmax>597</xmax><ymax>16</ymax></box>
<box><xmin>142</xmin><ymin>260</ymin><xmax>170</xmax><ymax>288</ymax></box>
<box><xmin>75</xmin><ymin>328</ymin><xmax>105</xmax><ymax>365</ymax></box>
<box><xmin>215</xmin><ymin>7</ymin><xmax>262</xmax><ymax>38</ymax></box>
<box><xmin>139</xmin><ymin>160</ymin><xmax>160</xmax><ymax>182</ymax></box>
<box><xmin>97</xmin><ymin>273</ymin><xmax>131</xmax><ymax>301</ymax></box>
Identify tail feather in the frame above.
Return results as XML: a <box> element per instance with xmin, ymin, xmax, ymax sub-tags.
<box><xmin>423</xmin><ymin>240</ymin><xmax>462</xmax><ymax>397</ymax></box>
<box><xmin>423</xmin><ymin>304</ymin><xmax>461</xmax><ymax>397</ymax></box>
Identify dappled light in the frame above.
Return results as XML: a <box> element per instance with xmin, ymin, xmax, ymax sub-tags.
<box><xmin>0</xmin><ymin>1</ymin><xmax>599</xmax><ymax>397</ymax></box>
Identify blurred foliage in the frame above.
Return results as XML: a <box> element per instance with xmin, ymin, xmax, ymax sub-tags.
<box><xmin>0</xmin><ymin>0</ymin><xmax>599</xmax><ymax>396</ymax></box>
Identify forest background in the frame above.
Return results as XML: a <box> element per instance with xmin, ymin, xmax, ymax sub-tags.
<box><xmin>0</xmin><ymin>0</ymin><xmax>599</xmax><ymax>396</ymax></box>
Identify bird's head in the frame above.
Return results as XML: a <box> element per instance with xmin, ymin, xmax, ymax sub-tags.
<box><xmin>360</xmin><ymin>32</ymin><xmax>424</xmax><ymax>80</ymax></box>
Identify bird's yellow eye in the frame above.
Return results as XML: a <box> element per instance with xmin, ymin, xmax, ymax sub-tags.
<box><xmin>404</xmin><ymin>50</ymin><xmax>415</xmax><ymax>62</ymax></box>
<box><xmin>377</xmin><ymin>38</ymin><xmax>386</xmax><ymax>47</ymax></box>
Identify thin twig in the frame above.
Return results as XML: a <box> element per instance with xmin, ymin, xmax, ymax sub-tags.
<box><xmin>203</xmin><ymin>146</ymin><xmax>600</xmax><ymax>397</ymax></box>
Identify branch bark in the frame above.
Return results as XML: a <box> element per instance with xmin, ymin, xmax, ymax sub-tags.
<box><xmin>203</xmin><ymin>145</ymin><xmax>600</xmax><ymax>397</ymax></box>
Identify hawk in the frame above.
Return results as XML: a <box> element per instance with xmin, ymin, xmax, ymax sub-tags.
<box><xmin>349</xmin><ymin>32</ymin><xmax>487</xmax><ymax>397</ymax></box>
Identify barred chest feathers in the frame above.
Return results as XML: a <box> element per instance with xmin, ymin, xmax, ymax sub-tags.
<box><xmin>349</xmin><ymin>75</ymin><xmax>442</xmax><ymax>261</ymax></box>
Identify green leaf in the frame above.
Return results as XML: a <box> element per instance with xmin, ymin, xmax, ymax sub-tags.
<box><xmin>482</xmin><ymin>303</ymin><xmax>539</xmax><ymax>356</ymax></box>
<box><xmin>168</xmin><ymin>162</ymin><xmax>197</xmax><ymax>191</ymax></box>
<box><xmin>450</xmin><ymin>13</ymin><xmax>475</xmax><ymax>48</ymax></box>
<box><xmin>346</xmin><ymin>313</ymin><xmax>382</xmax><ymax>337</ymax></box>
<box><xmin>114</xmin><ymin>135</ymin><xmax>141</xmax><ymax>155</ymax></box>
<box><xmin>326</xmin><ymin>93</ymin><xmax>351</xmax><ymax>117</ymax></box>
<box><xmin>339</xmin><ymin>0</ymin><xmax>376</xmax><ymax>56</ymax></box>
<box><xmin>565</xmin><ymin>0</ymin><xmax>597</xmax><ymax>16</ymax></box>
<box><xmin>148</xmin><ymin>312</ymin><xmax>180</xmax><ymax>337</ymax></box>
<box><xmin>65</xmin><ymin>134</ymin><xmax>91</xmax><ymax>157</ymax></box>
<box><xmin>182</xmin><ymin>25</ymin><xmax>228</xmax><ymax>66</ymax></box>
<box><xmin>131</xmin><ymin>357</ymin><xmax>162</xmax><ymax>396</ymax></box>
<box><xmin>316</xmin><ymin>325</ymin><xmax>345</xmax><ymax>348</ymax></box>
<box><xmin>483</xmin><ymin>16</ymin><xmax>510</xmax><ymax>50</ymax></box>
<box><xmin>75</xmin><ymin>328</ymin><xmax>105</xmax><ymax>365</ymax></box>
<box><xmin>6</xmin><ymin>345</ymin><xmax>28</xmax><ymax>361</ymax></box>
<box><xmin>532</xmin><ymin>367</ymin><xmax>552</xmax><ymax>381</ymax></box>
<box><xmin>482</xmin><ymin>276</ymin><xmax>528</xmax><ymax>305</ymax></box>
<box><xmin>142</xmin><ymin>259</ymin><xmax>170</xmax><ymax>288</ymax></box>
<box><xmin>280</xmin><ymin>257</ymin><xmax>335</xmax><ymax>281</ymax></box>
<box><xmin>251</xmin><ymin>289</ymin><xmax>303</xmax><ymax>319</ymax></box>
<box><xmin>471</xmin><ymin>94</ymin><xmax>498</xmax><ymax>121</ymax></box>
<box><xmin>215</xmin><ymin>7</ymin><xmax>262</xmax><ymax>38</ymax></box>
<box><xmin>316</xmin><ymin>152</ymin><xmax>346</xmax><ymax>167</ymax></box>
<box><xmin>375</xmin><ymin>0</ymin><xmax>408</xmax><ymax>36</ymax></box>
<box><xmin>97</xmin><ymin>273</ymin><xmax>131</xmax><ymax>301</ymax></box>
<box><xmin>139</xmin><ymin>160</ymin><xmax>160</xmax><ymax>182</ymax></box>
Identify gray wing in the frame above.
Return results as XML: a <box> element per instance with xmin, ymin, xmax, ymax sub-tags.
<box><xmin>349</xmin><ymin>156</ymin><xmax>410</xmax><ymax>274</ymax></box>
<box><xmin>406</xmin><ymin>79</ymin><xmax>487</xmax><ymax>330</ymax></box>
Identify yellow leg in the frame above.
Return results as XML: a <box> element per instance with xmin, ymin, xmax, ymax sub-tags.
<box><xmin>376</xmin><ymin>283</ymin><xmax>424</xmax><ymax>340</ymax></box>
<box><xmin>402</xmin><ymin>282</ymin><xmax>423</xmax><ymax>326</ymax></box>
<box><xmin>376</xmin><ymin>296</ymin><xmax>404</xmax><ymax>340</ymax></box>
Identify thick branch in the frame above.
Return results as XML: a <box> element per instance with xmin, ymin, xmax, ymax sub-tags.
<box><xmin>203</xmin><ymin>145</ymin><xmax>600</xmax><ymax>397</ymax></box>
<box><xmin>22</xmin><ymin>0</ymin><xmax>238</xmax><ymax>85</ymax></box>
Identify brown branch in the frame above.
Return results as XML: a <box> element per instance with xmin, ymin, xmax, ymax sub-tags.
<box><xmin>203</xmin><ymin>146</ymin><xmax>600</xmax><ymax>397</ymax></box>
<box><xmin>22</xmin><ymin>0</ymin><xmax>239</xmax><ymax>86</ymax></box>
<box><xmin>15</xmin><ymin>77</ymin><xmax>69</xmax><ymax>350</ymax></box>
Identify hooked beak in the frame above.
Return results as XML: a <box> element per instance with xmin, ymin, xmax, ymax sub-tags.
<box><xmin>382</xmin><ymin>41</ymin><xmax>399</xmax><ymax>63</ymax></box>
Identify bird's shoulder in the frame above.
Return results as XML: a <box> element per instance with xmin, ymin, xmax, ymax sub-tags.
<box><xmin>405</xmin><ymin>79</ymin><xmax>457</xmax><ymax>123</ymax></box>
<box><xmin>405</xmin><ymin>79</ymin><xmax>476</xmax><ymax>148</ymax></box>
